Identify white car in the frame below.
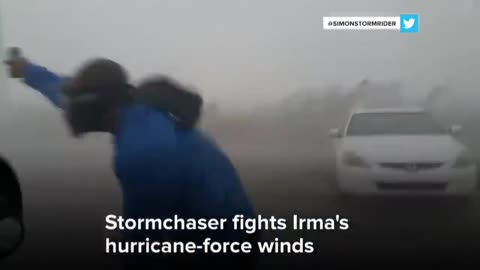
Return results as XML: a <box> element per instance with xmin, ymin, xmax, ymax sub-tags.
<box><xmin>330</xmin><ymin>108</ymin><xmax>477</xmax><ymax>197</ymax></box>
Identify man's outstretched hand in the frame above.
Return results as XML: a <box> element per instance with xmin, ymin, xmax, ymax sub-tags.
<box><xmin>4</xmin><ymin>58</ymin><xmax>28</xmax><ymax>79</ymax></box>
<box><xmin>4</xmin><ymin>48</ymin><xmax>28</xmax><ymax>78</ymax></box>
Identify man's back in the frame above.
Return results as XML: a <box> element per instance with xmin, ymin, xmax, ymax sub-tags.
<box><xmin>114</xmin><ymin>103</ymin><xmax>255</xmax><ymax>221</ymax></box>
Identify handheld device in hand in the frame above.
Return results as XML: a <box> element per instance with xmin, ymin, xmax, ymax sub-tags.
<box><xmin>7</xmin><ymin>47</ymin><xmax>22</xmax><ymax>61</ymax></box>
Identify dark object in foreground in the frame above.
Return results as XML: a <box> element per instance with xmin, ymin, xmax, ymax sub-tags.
<box><xmin>0</xmin><ymin>157</ymin><xmax>24</xmax><ymax>259</ymax></box>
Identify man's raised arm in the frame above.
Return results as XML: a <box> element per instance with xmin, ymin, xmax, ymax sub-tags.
<box><xmin>23</xmin><ymin>63</ymin><xmax>66</xmax><ymax>108</ymax></box>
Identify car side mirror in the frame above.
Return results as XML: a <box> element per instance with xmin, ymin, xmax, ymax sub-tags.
<box><xmin>449</xmin><ymin>125</ymin><xmax>462</xmax><ymax>135</ymax></box>
<box><xmin>329</xmin><ymin>128</ymin><xmax>342</xmax><ymax>138</ymax></box>
<box><xmin>0</xmin><ymin>160</ymin><xmax>24</xmax><ymax>259</ymax></box>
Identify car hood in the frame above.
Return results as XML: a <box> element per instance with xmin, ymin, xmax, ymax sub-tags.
<box><xmin>338</xmin><ymin>135</ymin><xmax>466</xmax><ymax>162</ymax></box>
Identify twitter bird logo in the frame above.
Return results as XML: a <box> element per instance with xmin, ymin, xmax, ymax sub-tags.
<box><xmin>403</xmin><ymin>18</ymin><xmax>415</xmax><ymax>29</ymax></box>
<box><xmin>400</xmin><ymin>14</ymin><xmax>419</xmax><ymax>33</ymax></box>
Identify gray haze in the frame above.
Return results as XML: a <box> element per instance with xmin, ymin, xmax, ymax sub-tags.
<box><xmin>2</xmin><ymin>2</ymin><xmax>480</xmax><ymax>267</ymax></box>
<box><xmin>1</xmin><ymin>0</ymin><xmax>479</xmax><ymax>111</ymax></box>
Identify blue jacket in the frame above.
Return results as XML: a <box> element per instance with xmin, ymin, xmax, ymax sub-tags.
<box><xmin>24</xmin><ymin>63</ymin><xmax>255</xmax><ymax>240</ymax></box>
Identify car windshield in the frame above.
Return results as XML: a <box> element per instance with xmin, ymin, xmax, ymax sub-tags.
<box><xmin>346</xmin><ymin>112</ymin><xmax>447</xmax><ymax>136</ymax></box>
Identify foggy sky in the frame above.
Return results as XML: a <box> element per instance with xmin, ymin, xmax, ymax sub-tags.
<box><xmin>1</xmin><ymin>0</ymin><xmax>479</xmax><ymax>110</ymax></box>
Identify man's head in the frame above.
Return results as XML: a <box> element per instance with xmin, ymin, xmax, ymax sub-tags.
<box><xmin>63</xmin><ymin>58</ymin><xmax>132</xmax><ymax>136</ymax></box>
<box><xmin>72</xmin><ymin>58</ymin><xmax>129</xmax><ymax>97</ymax></box>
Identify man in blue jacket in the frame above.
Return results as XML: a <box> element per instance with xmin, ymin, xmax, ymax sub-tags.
<box><xmin>5</xmin><ymin>54</ymin><xmax>258</xmax><ymax>268</ymax></box>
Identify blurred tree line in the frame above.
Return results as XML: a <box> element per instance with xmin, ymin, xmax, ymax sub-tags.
<box><xmin>200</xmin><ymin>79</ymin><xmax>480</xmax><ymax>154</ymax></box>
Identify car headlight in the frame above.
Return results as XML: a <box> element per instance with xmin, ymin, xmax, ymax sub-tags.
<box><xmin>452</xmin><ymin>150</ymin><xmax>475</xmax><ymax>168</ymax></box>
<box><xmin>342</xmin><ymin>151</ymin><xmax>370</xmax><ymax>168</ymax></box>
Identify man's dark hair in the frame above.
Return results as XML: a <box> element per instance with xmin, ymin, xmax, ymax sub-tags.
<box><xmin>135</xmin><ymin>76</ymin><xmax>203</xmax><ymax>129</ymax></box>
<box><xmin>69</xmin><ymin>59</ymin><xmax>202</xmax><ymax>129</ymax></box>
<box><xmin>73</xmin><ymin>58</ymin><xmax>132</xmax><ymax>105</ymax></box>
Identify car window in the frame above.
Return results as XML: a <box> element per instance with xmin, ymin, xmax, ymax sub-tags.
<box><xmin>346</xmin><ymin>112</ymin><xmax>447</xmax><ymax>136</ymax></box>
